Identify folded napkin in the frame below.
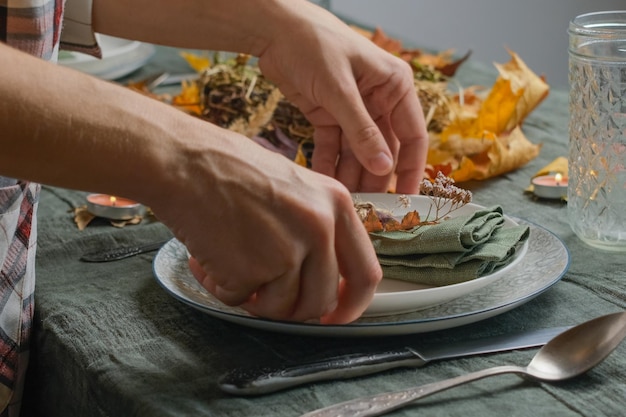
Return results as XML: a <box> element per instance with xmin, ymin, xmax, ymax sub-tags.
<box><xmin>369</xmin><ymin>206</ymin><xmax>529</xmax><ymax>286</ymax></box>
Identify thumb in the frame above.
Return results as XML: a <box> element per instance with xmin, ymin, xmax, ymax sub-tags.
<box><xmin>327</xmin><ymin>85</ymin><xmax>394</xmax><ymax>176</ymax></box>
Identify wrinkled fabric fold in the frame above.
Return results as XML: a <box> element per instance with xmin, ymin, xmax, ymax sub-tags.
<box><xmin>369</xmin><ymin>206</ymin><xmax>529</xmax><ymax>286</ymax></box>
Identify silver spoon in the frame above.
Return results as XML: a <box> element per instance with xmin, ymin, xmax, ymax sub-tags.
<box><xmin>301</xmin><ymin>311</ymin><xmax>626</xmax><ymax>417</ymax></box>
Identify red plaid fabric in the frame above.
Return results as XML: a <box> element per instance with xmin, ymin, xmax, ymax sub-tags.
<box><xmin>2</xmin><ymin>1</ymin><xmax>62</xmax><ymax>415</ymax></box>
<box><xmin>0</xmin><ymin>0</ymin><xmax>65</xmax><ymax>61</ymax></box>
<box><xmin>0</xmin><ymin>182</ymin><xmax>40</xmax><ymax>417</ymax></box>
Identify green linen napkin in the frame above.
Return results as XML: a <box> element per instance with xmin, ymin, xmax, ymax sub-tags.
<box><xmin>369</xmin><ymin>206</ymin><xmax>529</xmax><ymax>286</ymax></box>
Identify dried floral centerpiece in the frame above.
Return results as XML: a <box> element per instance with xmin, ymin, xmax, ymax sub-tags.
<box><xmin>198</xmin><ymin>53</ymin><xmax>282</xmax><ymax>138</ymax></box>
<box><xmin>150</xmin><ymin>25</ymin><xmax>549</xmax><ymax>183</ymax></box>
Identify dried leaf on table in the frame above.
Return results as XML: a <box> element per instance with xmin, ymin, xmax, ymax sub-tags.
<box><xmin>73</xmin><ymin>206</ymin><xmax>144</xmax><ymax>230</ymax></box>
<box><xmin>482</xmin><ymin>126</ymin><xmax>542</xmax><ymax>179</ymax></box>
<box><xmin>427</xmin><ymin>52</ymin><xmax>547</xmax><ymax>182</ymax></box>
<box><xmin>532</xmin><ymin>156</ymin><xmax>568</xmax><ymax>178</ymax></box>
<box><xmin>494</xmin><ymin>50</ymin><xmax>550</xmax><ymax>131</ymax></box>
<box><xmin>110</xmin><ymin>216</ymin><xmax>143</xmax><ymax>228</ymax></box>
<box><xmin>351</xmin><ymin>26</ymin><xmax>471</xmax><ymax>77</ymax></box>
<box><xmin>180</xmin><ymin>51</ymin><xmax>212</xmax><ymax>73</ymax></box>
<box><xmin>74</xmin><ymin>206</ymin><xmax>96</xmax><ymax>231</ymax></box>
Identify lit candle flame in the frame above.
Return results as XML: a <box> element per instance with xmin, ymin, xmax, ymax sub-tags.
<box><xmin>110</xmin><ymin>196</ymin><xmax>117</xmax><ymax>207</ymax></box>
<box><xmin>555</xmin><ymin>173</ymin><xmax>563</xmax><ymax>186</ymax></box>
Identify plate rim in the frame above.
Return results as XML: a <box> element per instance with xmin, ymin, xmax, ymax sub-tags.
<box><xmin>152</xmin><ymin>218</ymin><xmax>570</xmax><ymax>337</ymax></box>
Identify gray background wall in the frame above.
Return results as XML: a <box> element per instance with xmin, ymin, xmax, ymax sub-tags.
<box><xmin>328</xmin><ymin>0</ymin><xmax>625</xmax><ymax>90</ymax></box>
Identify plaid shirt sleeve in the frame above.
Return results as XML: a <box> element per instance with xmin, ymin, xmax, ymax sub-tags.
<box><xmin>1</xmin><ymin>1</ymin><xmax>78</xmax><ymax>415</ymax></box>
<box><xmin>0</xmin><ymin>182</ymin><xmax>40</xmax><ymax>417</ymax></box>
<box><xmin>0</xmin><ymin>0</ymin><xmax>100</xmax><ymax>59</ymax></box>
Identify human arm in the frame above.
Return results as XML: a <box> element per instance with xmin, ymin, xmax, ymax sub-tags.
<box><xmin>0</xmin><ymin>42</ymin><xmax>380</xmax><ymax>323</ymax></box>
<box><xmin>90</xmin><ymin>0</ymin><xmax>429</xmax><ymax>193</ymax></box>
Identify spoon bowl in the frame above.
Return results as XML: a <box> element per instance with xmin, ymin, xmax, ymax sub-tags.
<box><xmin>302</xmin><ymin>311</ymin><xmax>626</xmax><ymax>417</ymax></box>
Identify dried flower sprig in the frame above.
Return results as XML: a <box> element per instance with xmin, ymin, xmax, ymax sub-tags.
<box><xmin>354</xmin><ymin>173</ymin><xmax>472</xmax><ymax>233</ymax></box>
<box><xmin>419</xmin><ymin>171</ymin><xmax>472</xmax><ymax>222</ymax></box>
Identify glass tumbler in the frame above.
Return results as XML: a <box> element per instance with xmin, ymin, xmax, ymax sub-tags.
<box><xmin>568</xmin><ymin>11</ymin><xmax>626</xmax><ymax>251</ymax></box>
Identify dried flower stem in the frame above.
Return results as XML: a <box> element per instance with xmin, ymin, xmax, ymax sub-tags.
<box><xmin>419</xmin><ymin>171</ymin><xmax>472</xmax><ymax>223</ymax></box>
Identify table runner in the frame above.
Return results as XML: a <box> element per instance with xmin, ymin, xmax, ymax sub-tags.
<box><xmin>22</xmin><ymin>45</ymin><xmax>626</xmax><ymax>417</ymax></box>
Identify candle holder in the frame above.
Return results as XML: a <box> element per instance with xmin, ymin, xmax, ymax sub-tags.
<box><xmin>532</xmin><ymin>174</ymin><xmax>568</xmax><ymax>199</ymax></box>
<box><xmin>86</xmin><ymin>194</ymin><xmax>144</xmax><ymax>220</ymax></box>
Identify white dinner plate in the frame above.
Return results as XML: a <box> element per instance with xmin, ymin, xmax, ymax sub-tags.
<box><xmin>153</xmin><ymin>220</ymin><xmax>569</xmax><ymax>337</ymax></box>
<box><xmin>58</xmin><ymin>34</ymin><xmax>155</xmax><ymax>80</ymax></box>
<box><xmin>354</xmin><ymin>194</ymin><xmax>528</xmax><ymax>316</ymax></box>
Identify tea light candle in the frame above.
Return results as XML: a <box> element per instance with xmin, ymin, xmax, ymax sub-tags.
<box><xmin>86</xmin><ymin>194</ymin><xmax>144</xmax><ymax>220</ymax></box>
<box><xmin>532</xmin><ymin>173</ymin><xmax>568</xmax><ymax>199</ymax></box>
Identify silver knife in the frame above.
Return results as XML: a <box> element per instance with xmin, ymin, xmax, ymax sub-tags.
<box><xmin>80</xmin><ymin>240</ymin><xmax>169</xmax><ymax>262</ymax></box>
<box><xmin>218</xmin><ymin>325</ymin><xmax>571</xmax><ymax>396</ymax></box>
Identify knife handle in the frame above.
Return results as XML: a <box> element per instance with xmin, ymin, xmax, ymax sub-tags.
<box><xmin>218</xmin><ymin>348</ymin><xmax>427</xmax><ymax>396</ymax></box>
<box><xmin>80</xmin><ymin>240</ymin><xmax>168</xmax><ymax>262</ymax></box>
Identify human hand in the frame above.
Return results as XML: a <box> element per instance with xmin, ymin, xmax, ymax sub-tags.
<box><xmin>256</xmin><ymin>1</ymin><xmax>429</xmax><ymax>194</ymax></box>
<box><xmin>149</xmin><ymin>129</ymin><xmax>381</xmax><ymax>325</ymax></box>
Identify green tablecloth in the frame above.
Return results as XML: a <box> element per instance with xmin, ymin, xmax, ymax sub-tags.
<box><xmin>23</xmin><ymin>45</ymin><xmax>626</xmax><ymax>417</ymax></box>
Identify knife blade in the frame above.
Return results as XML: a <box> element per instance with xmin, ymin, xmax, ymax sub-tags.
<box><xmin>218</xmin><ymin>325</ymin><xmax>571</xmax><ymax>396</ymax></box>
<box><xmin>80</xmin><ymin>240</ymin><xmax>169</xmax><ymax>262</ymax></box>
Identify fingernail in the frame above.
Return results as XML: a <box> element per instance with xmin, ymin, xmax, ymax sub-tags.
<box><xmin>369</xmin><ymin>152</ymin><xmax>393</xmax><ymax>175</ymax></box>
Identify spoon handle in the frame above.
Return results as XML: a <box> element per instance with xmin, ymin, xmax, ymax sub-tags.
<box><xmin>300</xmin><ymin>365</ymin><xmax>527</xmax><ymax>417</ymax></box>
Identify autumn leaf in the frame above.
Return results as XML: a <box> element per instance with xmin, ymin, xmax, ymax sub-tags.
<box><xmin>476</xmin><ymin>78</ymin><xmax>524</xmax><ymax>135</ymax></box>
<box><xmin>363</xmin><ymin>209</ymin><xmax>384</xmax><ymax>232</ymax></box>
<box><xmin>171</xmin><ymin>79</ymin><xmax>202</xmax><ymax>115</ymax></box>
<box><xmin>495</xmin><ymin>50</ymin><xmax>550</xmax><ymax>131</ymax></box>
<box><xmin>180</xmin><ymin>51</ymin><xmax>211</xmax><ymax>73</ymax></box>
<box><xmin>400</xmin><ymin>211</ymin><xmax>421</xmax><ymax>229</ymax></box>
<box><xmin>485</xmin><ymin>126</ymin><xmax>541</xmax><ymax>178</ymax></box>
<box><xmin>447</xmin><ymin>127</ymin><xmax>541</xmax><ymax>181</ymax></box>
<box><xmin>532</xmin><ymin>156</ymin><xmax>568</xmax><ymax>178</ymax></box>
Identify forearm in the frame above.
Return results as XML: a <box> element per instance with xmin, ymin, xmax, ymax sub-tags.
<box><xmin>91</xmin><ymin>0</ymin><xmax>331</xmax><ymax>57</ymax></box>
<box><xmin>0</xmin><ymin>42</ymin><xmax>227</xmax><ymax>205</ymax></box>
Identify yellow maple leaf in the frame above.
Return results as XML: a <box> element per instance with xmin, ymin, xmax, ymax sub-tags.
<box><xmin>476</xmin><ymin>78</ymin><xmax>524</xmax><ymax>135</ymax></box>
<box><xmin>495</xmin><ymin>50</ymin><xmax>550</xmax><ymax>131</ymax></box>
<box><xmin>179</xmin><ymin>51</ymin><xmax>211</xmax><ymax>73</ymax></box>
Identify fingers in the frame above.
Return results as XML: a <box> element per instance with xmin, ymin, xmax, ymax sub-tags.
<box><xmin>245</xmin><ymin>245</ymin><xmax>340</xmax><ymax>322</ymax></box>
<box><xmin>188</xmin><ymin>256</ymin><xmax>256</xmax><ymax>306</ymax></box>
<box><xmin>389</xmin><ymin>85</ymin><xmax>429</xmax><ymax>194</ymax></box>
<box><xmin>311</xmin><ymin>125</ymin><xmax>340</xmax><ymax>179</ymax></box>
<box><xmin>240</xmin><ymin>271</ymin><xmax>300</xmax><ymax>320</ymax></box>
<box><xmin>313</xmin><ymin>114</ymin><xmax>397</xmax><ymax>193</ymax></box>
<box><xmin>322</xmin><ymin>205</ymin><xmax>381</xmax><ymax>324</ymax></box>
<box><xmin>188</xmin><ymin>193</ymin><xmax>378</xmax><ymax>325</ymax></box>
<box><xmin>321</xmin><ymin>80</ymin><xmax>394</xmax><ymax>178</ymax></box>
<box><xmin>289</xmin><ymin>243</ymin><xmax>341</xmax><ymax>321</ymax></box>
<box><xmin>309</xmin><ymin>63</ymin><xmax>426</xmax><ymax>193</ymax></box>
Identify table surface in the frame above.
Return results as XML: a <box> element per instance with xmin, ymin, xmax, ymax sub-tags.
<box><xmin>23</xmin><ymin>44</ymin><xmax>626</xmax><ymax>417</ymax></box>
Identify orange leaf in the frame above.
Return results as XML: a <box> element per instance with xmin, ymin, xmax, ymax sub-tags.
<box><xmin>382</xmin><ymin>217</ymin><xmax>402</xmax><ymax>231</ymax></box>
<box><xmin>363</xmin><ymin>209</ymin><xmax>384</xmax><ymax>232</ymax></box>
<box><xmin>400</xmin><ymin>211</ymin><xmax>421</xmax><ymax>229</ymax></box>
